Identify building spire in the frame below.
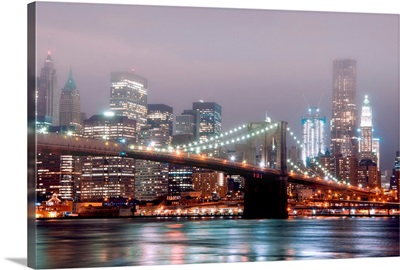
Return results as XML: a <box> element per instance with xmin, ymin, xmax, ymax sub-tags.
<box><xmin>63</xmin><ymin>67</ymin><xmax>77</xmax><ymax>91</ymax></box>
<box><xmin>44</xmin><ymin>50</ymin><xmax>53</xmax><ymax>64</ymax></box>
<box><xmin>265</xmin><ymin>111</ymin><xmax>271</xmax><ymax>123</ymax></box>
<box><xmin>363</xmin><ymin>95</ymin><xmax>370</xmax><ymax>106</ymax></box>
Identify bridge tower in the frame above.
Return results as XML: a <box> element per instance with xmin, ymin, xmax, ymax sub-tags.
<box><xmin>243</xmin><ymin>121</ymin><xmax>288</xmax><ymax>219</ymax></box>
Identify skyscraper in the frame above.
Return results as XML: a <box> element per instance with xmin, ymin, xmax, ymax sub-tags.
<box><xmin>192</xmin><ymin>101</ymin><xmax>222</xmax><ymax>142</ymax></box>
<box><xmin>37</xmin><ymin>51</ymin><xmax>59</xmax><ymax>126</ymax></box>
<box><xmin>175</xmin><ymin>114</ymin><xmax>197</xmax><ymax>136</ymax></box>
<box><xmin>359</xmin><ymin>95</ymin><xmax>373</xmax><ymax>159</ymax></box>
<box><xmin>357</xmin><ymin>95</ymin><xmax>380</xmax><ymax>187</ymax></box>
<box><xmin>173</xmin><ymin>109</ymin><xmax>200</xmax><ymax>145</ymax></box>
<box><xmin>301</xmin><ymin>107</ymin><xmax>326</xmax><ymax>165</ymax></box>
<box><xmin>331</xmin><ymin>58</ymin><xmax>358</xmax><ymax>156</ymax></box>
<box><xmin>59</xmin><ymin>68</ymin><xmax>82</xmax><ymax>133</ymax></box>
<box><xmin>193</xmin><ymin>171</ymin><xmax>227</xmax><ymax>199</ymax></box>
<box><xmin>37</xmin><ymin>152</ymin><xmax>62</xmax><ymax>202</ymax></box>
<box><xmin>135</xmin><ymin>104</ymin><xmax>173</xmax><ymax>202</ymax></box>
<box><xmin>80</xmin><ymin>112</ymin><xmax>136</xmax><ymax>202</ymax></box>
<box><xmin>390</xmin><ymin>151</ymin><xmax>400</xmax><ymax>201</ymax></box>
<box><xmin>83</xmin><ymin>112</ymin><xmax>137</xmax><ymax>144</ymax></box>
<box><xmin>372</xmin><ymin>138</ymin><xmax>380</xmax><ymax>170</ymax></box>
<box><xmin>147</xmin><ymin>104</ymin><xmax>173</xmax><ymax>137</ymax></box>
<box><xmin>110</xmin><ymin>71</ymin><xmax>148</xmax><ymax>129</ymax></box>
<box><xmin>79</xmin><ymin>156</ymin><xmax>135</xmax><ymax>202</ymax></box>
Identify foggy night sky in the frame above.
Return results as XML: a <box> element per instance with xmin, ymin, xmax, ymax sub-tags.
<box><xmin>35</xmin><ymin>2</ymin><xmax>399</xmax><ymax>172</ymax></box>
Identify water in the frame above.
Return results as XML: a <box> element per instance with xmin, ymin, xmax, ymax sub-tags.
<box><xmin>36</xmin><ymin>216</ymin><xmax>399</xmax><ymax>269</ymax></box>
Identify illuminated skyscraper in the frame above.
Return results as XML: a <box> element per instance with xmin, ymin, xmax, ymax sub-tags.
<box><xmin>79</xmin><ymin>156</ymin><xmax>135</xmax><ymax>202</ymax></box>
<box><xmin>59</xmin><ymin>68</ymin><xmax>82</xmax><ymax>133</ymax></box>
<box><xmin>192</xmin><ymin>101</ymin><xmax>222</xmax><ymax>142</ymax></box>
<box><xmin>193</xmin><ymin>171</ymin><xmax>227</xmax><ymax>199</ymax></box>
<box><xmin>175</xmin><ymin>111</ymin><xmax>199</xmax><ymax>138</ymax></box>
<box><xmin>147</xmin><ymin>104</ymin><xmax>173</xmax><ymax>139</ymax></box>
<box><xmin>301</xmin><ymin>107</ymin><xmax>326</xmax><ymax>165</ymax></box>
<box><xmin>359</xmin><ymin>95</ymin><xmax>373</xmax><ymax>159</ymax></box>
<box><xmin>135</xmin><ymin>104</ymin><xmax>173</xmax><ymax>202</ymax></box>
<box><xmin>83</xmin><ymin>112</ymin><xmax>137</xmax><ymax>144</ymax></box>
<box><xmin>390</xmin><ymin>151</ymin><xmax>400</xmax><ymax>200</ymax></box>
<box><xmin>80</xmin><ymin>113</ymin><xmax>136</xmax><ymax>202</ymax></box>
<box><xmin>372</xmin><ymin>138</ymin><xmax>380</xmax><ymax>170</ymax></box>
<box><xmin>36</xmin><ymin>152</ymin><xmax>81</xmax><ymax>202</ymax></box>
<box><xmin>110</xmin><ymin>71</ymin><xmax>148</xmax><ymax>129</ymax></box>
<box><xmin>37</xmin><ymin>51</ymin><xmax>59</xmax><ymax>126</ymax></box>
<box><xmin>331</xmin><ymin>58</ymin><xmax>358</xmax><ymax>156</ymax></box>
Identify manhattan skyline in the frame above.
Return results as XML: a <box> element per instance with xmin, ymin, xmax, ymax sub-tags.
<box><xmin>35</xmin><ymin>2</ymin><xmax>399</xmax><ymax>172</ymax></box>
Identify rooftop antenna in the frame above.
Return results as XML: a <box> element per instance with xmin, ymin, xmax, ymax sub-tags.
<box><xmin>47</xmin><ymin>34</ymin><xmax>52</xmax><ymax>55</ymax></box>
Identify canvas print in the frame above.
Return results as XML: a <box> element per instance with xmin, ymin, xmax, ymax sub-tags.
<box><xmin>27</xmin><ymin>1</ymin><xmax>400</xmax><ymax>269</ymax></box>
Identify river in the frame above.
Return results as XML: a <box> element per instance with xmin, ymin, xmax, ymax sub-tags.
<box><xmin>35</xmin><ymin>216</ymin><xmax>399</xmax><ymax>269</ymax></box>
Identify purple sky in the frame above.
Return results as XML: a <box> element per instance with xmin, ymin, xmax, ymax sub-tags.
<box><xmin>35</xmin><ymin>2</ymin><xmax>399</xmax><ymax>172</ymax></box>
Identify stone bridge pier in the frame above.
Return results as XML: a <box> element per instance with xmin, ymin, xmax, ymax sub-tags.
<box><xmin>243</xmin><ymin>173</ymin><xmax>288</xmax><ymax>219</ymax></box>
<box><xmin>242</xmin><ymin>121</ymin><xmax>288</xmax><ymax>219</ymax></box>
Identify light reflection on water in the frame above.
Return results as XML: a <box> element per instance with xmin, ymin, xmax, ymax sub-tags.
<box><xmin>36</xmin><ymin>216</ymin><xmax>400</xmax><ymax>269</ymax></box>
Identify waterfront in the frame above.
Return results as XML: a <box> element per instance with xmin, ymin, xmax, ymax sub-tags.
<box><xmin>36</xmin><ymin>216</ymin><xmax>399</xmax><ymax>269</ymax></box>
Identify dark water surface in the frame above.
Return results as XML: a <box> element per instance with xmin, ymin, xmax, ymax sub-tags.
<box><xmin>36</xmin><ymin>216</ymin><xmax>400</xmax><ymax>269</ymax></box>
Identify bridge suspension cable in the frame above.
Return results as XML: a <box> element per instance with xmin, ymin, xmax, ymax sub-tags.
<box><xmin>285</xmin><ymin>125</ymin><xmax>343</xmax><ymax>184</ymax></box>
<box><xmin>157</xmin><ymin>122</ymin><xmax>280</xmax><ymax>154</ymax></box>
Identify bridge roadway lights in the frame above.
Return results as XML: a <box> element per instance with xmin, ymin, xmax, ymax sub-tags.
<box><xmin>243</xmin><ymin>174</ymin><xmax>288</xmax><ymax>219</ymax></box>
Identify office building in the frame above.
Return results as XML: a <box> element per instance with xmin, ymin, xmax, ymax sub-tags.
<box><xmin>83</xmin><ymin>112</ymin><xmax>137</xmax><ymax>144</ymax></box>
<box><xmin>134</xmin><ymin>160</ymin><xmax>169</xmax><ymax>202</ymax></box>
<box><xmin>359</xmin><ymin>95</ymin><xmax>373</xmax><ymax>160</ymax></box>
<box><xmin>147</xmin><ymin>104</ymin><xmax>173</xmax><ymax>136</ymax></box>
<box><xmin>175</xmin><ymin>109</ymin><xmax>200</xmax><ymax>139</ymax></box>
<box><xmin>331</xmin><ymin>58</ymin><xmax>358</xmax><ymax>157</ymax></box>
<box><xmin>175</xmin><ymin>114</ymin><xmax>196</xmax><ymax>137</ymax></box>
<box><xmin>357</xmin><ymin>95</ymin><xmax>380</xmax><ymax>187</ymax></box>
<box><xmin>335</xmin><ymin>154</ymin><xmax>358</xmax><ymax>185</ymax></box>
<box><xmin>37</xmin><ymin>51</ymin><xmax>59</xmax><ymax>126</ymax></box>
<box><xmin>110</xmin><ymin>71</ymin><xmax>148</xmax><ymax>129</ymax></box>
<box><xmin>79</xmin><ymin>156</ymin><xmax>135</xmax><ymax>202</ymax></box>
<box><xmin>80</xmin><ymin>112</ymin><xmax>136</xmax><ymax>201</ymax></box>
<box><xmin>288</xmin><ymin>146</ymin><xmax>301</xmax><ymax>165</ymax></box>
<box><xmin>301</xmin><ymin>107</ymin><xmax>326</xmax><ymax>165</ymax></box>
<box><xmin>168</xmin><ymin>164</ymin><xmax>194</xmax><ymax>201</ymax></box>
<box><xmin>372</xmin><ymin>138</ymin><xmax>380</xmax><ymax>170</ymax></box>
<box><xmin>59</xmin><ymin>68</ymin><xmax>82</xmax><ymax>134</ymax></box>
<box><xmin>36</xmin><ymin>153</ymin><xmax>81</xmax><ymax>202</ymax></box>
<box><xmin>135</xmin><ymin>104</ymin><xmax>173</xmax><ymax>202</ymax></box>
<box><xmin>192</xmin><ymin>101</ymin><xmax>222</xmax><ymax>142</ymax></box>
<box><xmin>193</xmin><ymin>171</ymin><xmax>227</xmax><ymax>199</ymax></box>
<box><xmin>316</xmin><ymin>150</ymin><xmax>336</xmax><ymax>179</ymax></box>
<box><xmin>390</xmin><ymin>151</ymin><xmax>400</xmax><ymax>200</ymax></box>
<box><xmin>37</xmin><ymin>152</ymin><xmax>62</xmax><ymax>202</ymax></box>
<box><xmin>357</xmin><ymin>159</ymin><xmax>379</xmax><ymax>188</ymax></box>
<box><xmin>59</xmin><ymin>155</ymin><xmax>80</xmax><ymax>201</ymax></box>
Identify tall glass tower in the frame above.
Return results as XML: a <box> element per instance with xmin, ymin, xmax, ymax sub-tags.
<box><xmin>147</xmin><ymin>104</ymin><xmax>173</xmax><ymax>137</ymax></box>
<box><xmin>135</xmin><ymin>104</ymin><xmax>173</xmax><ymax>202</ymax></box>
<box><xmin>192</xmin><ymin>101</ymin><xmax>222</xmax><ymax>142</ymax></box>
<box><xmin>37</xmin><ymin>51</ymin><xmax>59</xmax><ymax>126</ymax></box>
<box><xmin>59</xmin><ymin>68</ymin><xmax>82</xmax><ymax>134</ymax></box>
<box><xmin>301</xmin><ymin>107</ymin><xmax>326</xmax><ymax>165</ymax></box>
<box><xmin>110</xmin><ymin>71</ymin><xmax>148</xmax><ymax>130</ymax></box>
<box><xmin>331</xmin><ymin>58</ymin><xmax>358</xmax><ymax>156</ymax></box>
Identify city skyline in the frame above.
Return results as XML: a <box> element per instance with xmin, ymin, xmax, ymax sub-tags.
<box><xmin>35</xmin><ymin>4</ymin><xmax>398</xmax><ymax>170</ymax></box>
<box><xmin>1</xmin><ymin>1</ymin><xmax>399</xmax><ymax>270</ymax></box>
